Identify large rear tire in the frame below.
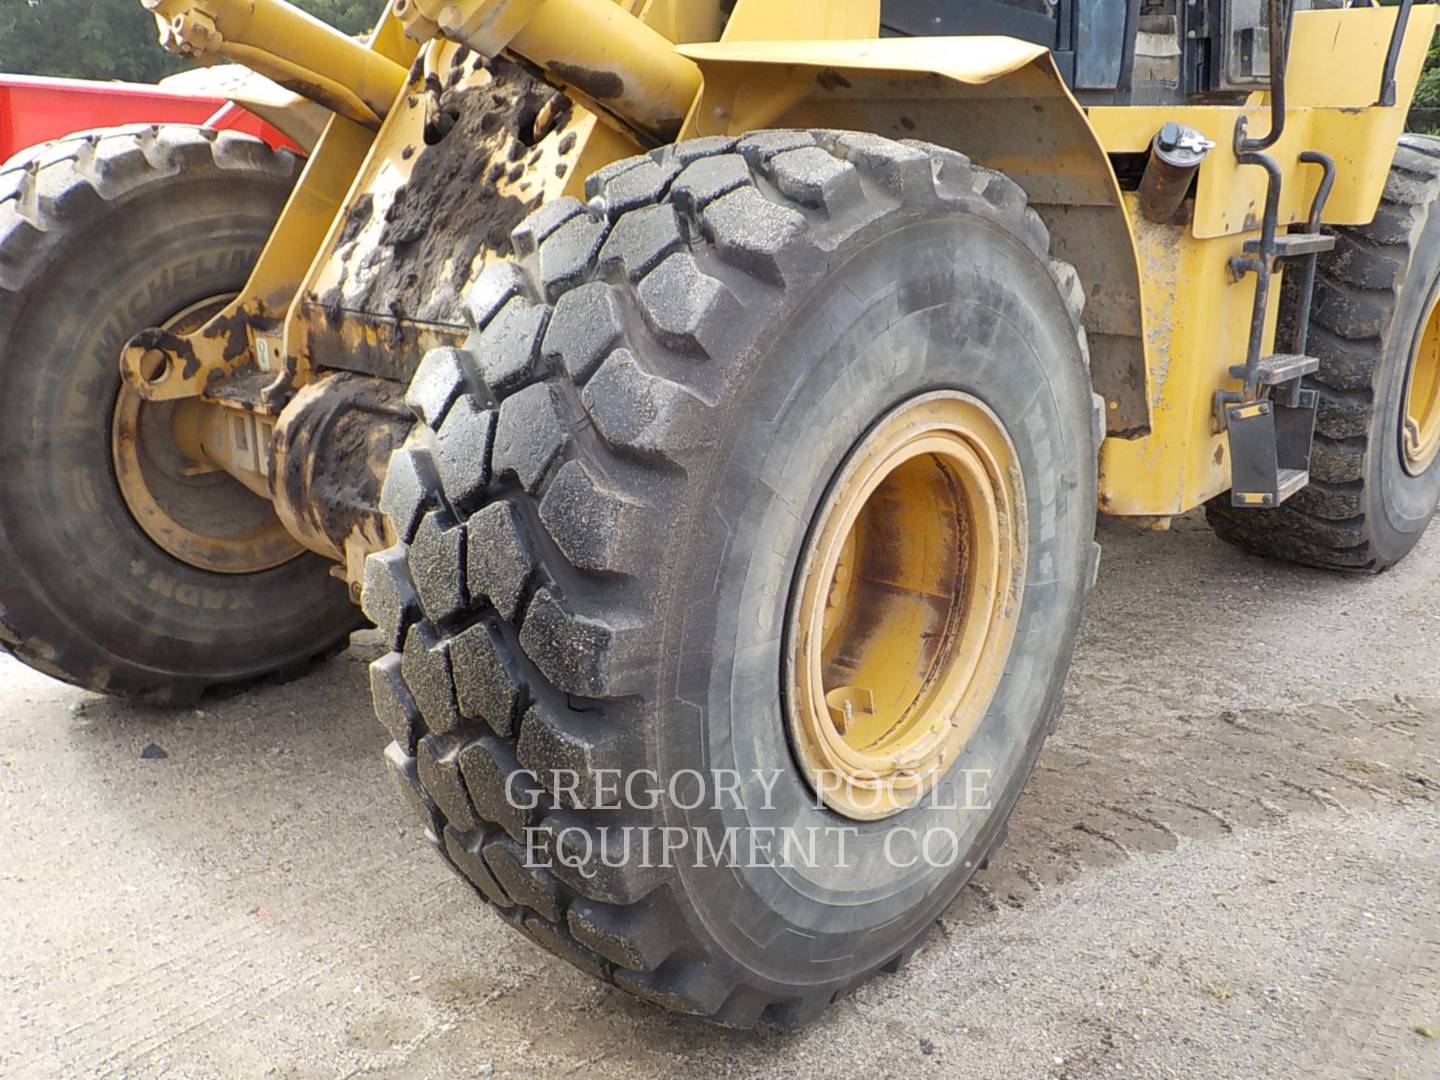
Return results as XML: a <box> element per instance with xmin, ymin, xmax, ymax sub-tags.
<box><xmin>0</xmin><ymin>126</ymin><xmax>360</xmax><ymax>702</ymax></box>
<box><xmin>367</xmin><ymin>131</ymin><xmax>1098</xmax><ymax>1025</ymax></box>
<box><xmin>1207</xmin><ymin>136</ymin><xmax>1440</xmax><ymax>571</ymax></box>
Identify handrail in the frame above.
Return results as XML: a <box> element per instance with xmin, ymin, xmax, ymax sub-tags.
<box><xmin>1230</xmin><ymin>149</ymin><xmax>1285</xmax><ymax>397</ymax></box>
<box><xmin>1289</xmin><ymin>151</ymin><xmax>1336</xmax><ymax>359</ymax></box>
<box><xmin>1237</xmin><ymin>0</ymin><xmax>1295</xmax><ymax>153</ymax></box>
<box><xmin>1379</xmin><ymin>0</ymin><xmax>1417</xmax><ymax>107</ymax></box>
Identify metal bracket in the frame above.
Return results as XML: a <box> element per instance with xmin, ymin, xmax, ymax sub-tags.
<box><xmin>119</xmin><ymin>303</ymin><xmax>287</xmax><ymax>408</ymax></box>
<box><xmin>1224</xmin><ymin>387</ymin><xmax>1318</xmax><ymax>507</ymax></box>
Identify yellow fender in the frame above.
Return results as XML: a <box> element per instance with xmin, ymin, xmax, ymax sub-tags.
<box><xmin>678</xmin><ymin>35</ymin><xmax>1151</xmax><ymax>437</ymax></box>
<box><xmin>162</xmin><ymin>66</ymin><xmax>331</xmax><ymax>152</ymax></box>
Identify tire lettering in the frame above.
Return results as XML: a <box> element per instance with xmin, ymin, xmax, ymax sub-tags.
<box><xmin>146</xmin><ymin>268</ymin><xmax>172</xmax><ymax>307</ymax></box>
<box><xmin>1024</xmin><ymin>404</ymin><xmax>1058</xmax><ymax>543</ymax></box>
<box><xmin>171</xmin><ymin>583</ymin><xmax>229</xmax><ymax>610</ymax></box>
<box><xmin>144</xmin><ymin>568</ymin><xmax>256</xmax><ymax>610</ymax></box>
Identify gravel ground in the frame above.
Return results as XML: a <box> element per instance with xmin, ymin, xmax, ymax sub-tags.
<box><xmin>1</xmin><ymin>510</ymin><xmax>1437</xmax><ymax>1079</ymax></box>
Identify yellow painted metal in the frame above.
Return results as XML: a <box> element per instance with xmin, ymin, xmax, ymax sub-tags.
<box><xmin>169</xmin><ymin>398</ymin><xmax>276</xmax><ymax>499</ymax></box>
<box><xmin>291</xmin><ymin>40</ymin><xmax>635</xmax><ymax>369</ymax></box>
<box><xmin>719</xmin><ymin>0</ymin><xmax>879</xmax><ymax>43</ymax></box>
<box><xmin>392</xmin><ymin>0</ymin><xmax>536</xmax><ymax>48</ymax></box>
<box><xmin>257</xmin><ymin>120</ymin><xmax>381</xmax><ymax>317</ymax></box>
<box><xmin>220</xmin><ymin>87</ymin><xmax>329</xmax><ymax>154</ymax></box>
<box><xmin>1405</xmin><ymin>290</ymin><xmax>1440</xmax><ymax>476</ymax></box>
<box><xmin>120</xmin><ymin>5</ymin><xmax>419</xmax><ymax>405</ymax></box>
<box><xmin>1089</xmin><ymin>104</ymin><xmax>1414</xmax><ymax>239</ymax></box>
<box><xmin>119</xmin><ymin>0</ymin><xmax>1440</xmax><ymax>545</ymax></box>
<box><xmin>787</xmin><ymin>392</ymin><xmax>1024</xmax><ymax>821</ymax></box>
<box><xmin>1094</xmin><ymin>195</ymin><xmax>1288</xmax><ymax>515</ymax></box>
<box><xmin>119</xmin><ymin>112</ymin><xmax>382</xmax><ymax>403</ymax></box>
<box><xmin>635</xmin><ymin>0</ymin><xmax>726</xmax><ymax>45</ymax></box>
<box><xmin>681</xmin><ymin>34</ymin><xmax>1050</xmax><ymax>92</ymax></box>
<box><xmin>112</xmin><ymin>297</ymin><xmax>301</xmax><ymax>574</ymax></box>
<box><xmin>1090</xmin><ymin>8</ymin><xmax>1434</xmax><ymax>240</ymax></box>
<box><xmin>166</xmin><ymin>66</ymin><xmax>332</xmax><ymax>151</ymax></box>
<box><xmin>394</xmin><ymin>0</ymin><xmax>704</xmax><ymax>144</ymax></box>
<box><xmin>267</xmin><ymin>375</ymin><xmax>400</xmax><ymax>577</ymax></box>
<box><xmin>284</xmin><ymin>0</ymin><xmax>883</xmax><ymax>398</ymax></box>
<box><xmin>1092</xmin><ymin>3</ymin><xmax>1440</xmax><ymax>515</ymax></box>
<box><xmin>142</xmin><ymin>0</ymin><xmax>408</xmax><ymax>129</ymax></box>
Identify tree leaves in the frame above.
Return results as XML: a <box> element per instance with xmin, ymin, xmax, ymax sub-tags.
<box><xmin>0</xmin><ymin>0</ymin><xmax>387</xmax><ymax>83</ymax></box>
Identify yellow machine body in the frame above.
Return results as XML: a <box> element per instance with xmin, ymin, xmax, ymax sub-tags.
<box><xmin>123</xmin><ymin>0</ymin><xmax>1440</xmax><ymax>584</ymax></box>
<box><xmin>1091</xmin><ymin>6</ymin><xmax>1438</xmax><ymax>514</ymax></box>
<box><xmin>673</xmin><ymin>3</ymin><xmax>1439</xmax><ymax>517</ymax></box>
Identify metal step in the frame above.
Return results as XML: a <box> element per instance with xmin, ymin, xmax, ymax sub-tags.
<box><xmin>1243</xmin><ymin>231</ymin><xmax>1336</xmax><ymax>259</ymax></box>
<box><xmin>1224</xmin><ymin>388</ymin><xmax>1319</xmax><ymax>508</ymax></box>
<box><xmin>1250</xmin><ymin>352</ymin><xmax>1319</xmax><ymax>386</ymax></box>
<box><xmin>1275</xmin><ymin>467</ymin><xmax>1309</xmax><ymax>503</ymax></box>
<box><xmin>1234</xmin><ymin>468</ymin><xmax>1310</xmax><ymax>507</ymax></box>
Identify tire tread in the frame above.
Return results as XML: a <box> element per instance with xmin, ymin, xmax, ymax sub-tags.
<box><xmin>371</xmin><ymin>129</ymin><xmax>1088</xmax><ymax>1025</ymax></box>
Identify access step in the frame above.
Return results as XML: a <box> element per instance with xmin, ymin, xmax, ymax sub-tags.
<box><xmin>1226</xmin><ymin>353</ymin><xmax>1319</xmax><ymax>388</ymax></box>
<box><xmin>1273</xmin><ymin>467</ymin><xmax>1310</xmax><ymax>503</ymax></box>
<box><xmin>1249</xmin><ymin>352</ymin><xmax>1320</xmax><ymax>386</ymax></box>
<box><xmin>1224</xmin><ymin>389</ymin><xmax>1319</xmax><ymax>508</ymax></box>
<box><xmin>1243</xmin><ymin>232</ymin><xmax>1336</xmax><ymax>259</ymax></box>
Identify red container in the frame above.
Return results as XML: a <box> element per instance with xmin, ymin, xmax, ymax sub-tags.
<box><xmin>0</xmin><ymin>73</ymin><xmax>298</xmax><ymax>164</ymax></box>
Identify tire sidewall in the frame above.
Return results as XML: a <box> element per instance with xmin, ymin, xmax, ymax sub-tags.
<box><xmin>0</xmin><ymin>161</ymin><xmax>355</xmax><ymax>696</ymax></box>
<box><xmin>654</xmin><ymin>212</ymin><xmax>1095</xmax><ymax>990</ymax></box>
<box><xmin>1373</xmin><ymin>205</ymin><xmax>1440</xmax><ymax>557</ymax></box>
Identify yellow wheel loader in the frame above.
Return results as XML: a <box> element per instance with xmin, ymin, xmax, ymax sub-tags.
<box><xmin>1</xmin><ymin>0</ymin><xmax>1437</xmax><ymax>1025</ymax></box>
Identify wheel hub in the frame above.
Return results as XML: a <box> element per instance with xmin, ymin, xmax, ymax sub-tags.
<box><xmin>111</xmin><ymin>296</ymin><xmax>302</xmax><ymax>575</ymax></box>
<box><xmin>1404</xmin><ymin>289</ymin><xmax>1440</xmax><ymax>476</ymax></box>
<box><xmin>786</xmin><ymin>392</ymin><xmax>1027</xmax><ymax>821</ymax></box>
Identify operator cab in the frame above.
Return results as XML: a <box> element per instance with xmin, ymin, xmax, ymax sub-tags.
<box><xmin>879</xmin><ymin>0</ymin><xmax>1337</xmax><ymax>104</ymax></box>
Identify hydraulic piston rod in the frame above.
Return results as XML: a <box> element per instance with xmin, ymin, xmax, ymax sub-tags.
<box><xmin>141</xmin><ymin>0</ymin><xmax>408</xmax><ymax>128</ymax></box>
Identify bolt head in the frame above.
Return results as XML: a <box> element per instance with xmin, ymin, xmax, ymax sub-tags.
<box><xmin>438</xmin><ymin>4</ymin><xmax>464</xmax><ymax>32</ymax></box>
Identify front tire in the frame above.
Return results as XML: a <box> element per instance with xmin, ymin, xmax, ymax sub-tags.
<box><xmin>368</xmin><ymin>131</ymin><xmax>1098</xmax><ymax>1025</ymax></box>
<box><xmin>0</xmin><ymin>126</ymin><xmax>360</xmax><ymax>702</ymax></box>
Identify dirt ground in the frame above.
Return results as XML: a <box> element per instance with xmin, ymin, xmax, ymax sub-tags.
<box><xmin>1</xmin><ymin>510</ymin><xmax>1438</xmax><ymax>1079</ymax></box>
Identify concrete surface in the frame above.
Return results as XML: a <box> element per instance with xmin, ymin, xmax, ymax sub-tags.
<box><xmin>1</xmin><ymin>510</ymin><xmax>1437</xmax><ymax>1079</ymax></box>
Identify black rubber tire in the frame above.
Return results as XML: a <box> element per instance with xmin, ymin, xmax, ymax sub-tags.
<box><xmin>366</xmin><ymin>130</ymin><xmax>1098</xmax><ymax>1026</ymax></box>
<box><xmin>1206</xmin><ymin>135</ymin><xmax>1440</xmax><ymax>571</ymax></box>
<box><xmin>0</xmin><ymin>125</ymin><xmax>361</xmax><ymax>703</ymax></box>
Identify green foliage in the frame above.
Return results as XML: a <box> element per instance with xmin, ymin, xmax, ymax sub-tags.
<box><xmin>1415</xmin><ymin>35</ymin><xmax>1440</xmax><ymax>110</ymax></box>
<box><xmin>0</xmin><ymin>0</ymin><xmax>387</xmax><ymax>83</ymax></box>
<box><xmin>1375</xmin><ymin>0</ymin><xmax>1440</xmax><ymax>123</ymax></box>
<box><xmin>302</xmin><ymin>0</ymin><xmax>392</xmax><ymax>36</ymax></box>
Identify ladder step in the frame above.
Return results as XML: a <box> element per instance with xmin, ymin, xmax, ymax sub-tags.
<box><xmin>1231</xmin><ymin>470</ymin><xmax>1309</xmax><ymax>508</ymax></box>
<box><xmin>1276</xmin><ymin>467</ymin><xmax>1309</xmax><ymax>503</ymax></box>
<box><xmin>1243</xmin><ymin>232</ymin><xmax>1336</xmax><ymax>259</ymax></box>
<box><xmin>1252</xmin><ymin>353</ymin><xmax>1319</xmax><ymax>385</ymax></box>
<box><xmin>1225</xmin><ymin>388</ymin><xmax>1319</xmax><ymax>509</ymax></box>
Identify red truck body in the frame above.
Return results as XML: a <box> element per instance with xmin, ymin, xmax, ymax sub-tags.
<box><xmin>0</xmin><ymin>73</ymin><xmax>296</xmax><ymax>164</ymax></box>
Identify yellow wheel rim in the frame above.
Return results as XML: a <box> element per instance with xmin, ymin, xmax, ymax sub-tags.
<box><xmin>1404</xmin><ymin>289</ymin><xmax>1440</xmax><ymax>476</ymax></box>
<box><xmin>111</xmin><ymin>296</ymin><xmax>302</xmax><ymax>574</ymax></box>
<box><xmin>786</xmin><ymin>392</ymin><xmax>1027</xmax><ymax>821</ymax></box>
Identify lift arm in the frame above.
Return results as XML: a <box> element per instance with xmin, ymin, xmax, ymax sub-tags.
<box><xmin>140</xmin><ymin>0</ymin><xmax>408</xmax><ymax>129</ymax></box>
